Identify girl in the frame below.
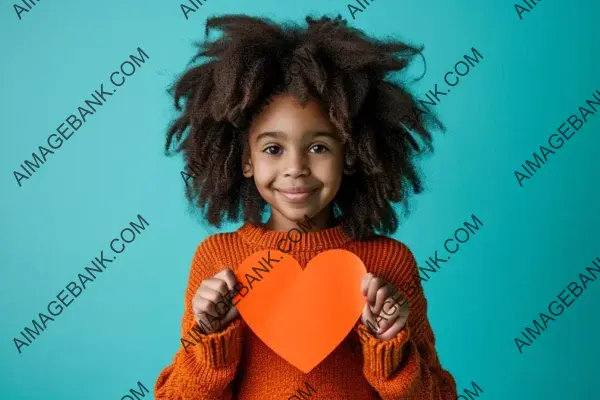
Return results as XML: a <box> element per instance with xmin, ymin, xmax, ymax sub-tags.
<box><xmin>156</xmin><ymin>14</ymin><xmax>457</xmax><ymax>399</ymax></box>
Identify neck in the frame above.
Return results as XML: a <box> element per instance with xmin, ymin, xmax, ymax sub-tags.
<box><xmin>238</xmin><ymin>214</ymin><xmax>351</xmax><ymax>252</ymax></box>
<box><xmin>263</xmin><ymin>206</ymin><xmax>334</xmax><ymax>232</ymax></box>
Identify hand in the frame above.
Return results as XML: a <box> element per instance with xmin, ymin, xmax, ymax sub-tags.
<box><xmin>192</xmin><ymin>268</ymin><xmax>240</xmax><ymax>334</ymax></box>
<box><xmin>360</xmin><ymin>273</ymin><xmax>410</xmax><ymax>341</ymax></box>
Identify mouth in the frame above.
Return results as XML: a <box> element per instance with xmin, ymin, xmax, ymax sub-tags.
<box><xmin>276</xmin><ymin>188</ymin><xmax>318</xmax><ymax>203</ymax></box>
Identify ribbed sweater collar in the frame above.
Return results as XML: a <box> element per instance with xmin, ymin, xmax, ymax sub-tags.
<box><xmin>237</xmin><ymin>222</ymin><xmax>353</xmax><ymax>253</ymax></box>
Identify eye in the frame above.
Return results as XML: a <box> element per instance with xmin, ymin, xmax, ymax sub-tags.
<box><xmin>264</xmin><ymin>145</ymin><xmax>282</xmax><ymax>155</ymax></box>
<box><xmin>310</xmin><ymin>144</ymin><xmax>329</xmax><ymax>154</ymax></box>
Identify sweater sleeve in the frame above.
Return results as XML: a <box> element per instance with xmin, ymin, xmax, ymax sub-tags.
<box><xmin>154</xmin><ymin>240</ymin><xmax>246</xmax><ymax>400</ymax></box>
<box><xmin>354</xmin><ymin>242</ymin><xmax>458</xmax><ymax>400</ymax></box>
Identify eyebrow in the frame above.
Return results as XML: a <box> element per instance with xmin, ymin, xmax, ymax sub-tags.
<box><xmin>255</xmin><ymin>131</ymin><xmax>341</xmax><ymax>142</ymax></box>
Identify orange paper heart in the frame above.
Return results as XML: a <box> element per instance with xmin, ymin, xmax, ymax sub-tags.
<box><xmin>234</xmin><ymin>249</ymin><xmax>367</xmax><ymax>373</ymax></box>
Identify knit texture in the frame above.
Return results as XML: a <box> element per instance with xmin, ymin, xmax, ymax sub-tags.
<box><xmin>155</xmin><ymin>222</ymin><xmax>458</xmax><ymax>399</ymax></box>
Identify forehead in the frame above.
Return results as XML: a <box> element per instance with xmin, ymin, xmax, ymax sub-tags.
<box><xmin>249</xmin><ymin>94</ymin><xmax>338</xmax><ymax>141</ymax></box>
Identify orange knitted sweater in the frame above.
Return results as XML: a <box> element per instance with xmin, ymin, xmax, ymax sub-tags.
<box><xmin>155</xmin><ymin>222</ymin><xmax>457</xmax><ymax>399</ymax></box>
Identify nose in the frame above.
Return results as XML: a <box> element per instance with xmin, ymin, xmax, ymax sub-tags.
<box><xmin>283</xmin><ymin>151</ymin><xmax>310</xmax><ymax>178</ymax></box>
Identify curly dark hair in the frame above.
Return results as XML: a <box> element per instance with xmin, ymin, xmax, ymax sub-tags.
<box><xmin>165</xmin><ymin>14</ymin><xmax>443</xmax><ymax>240</ymax></box>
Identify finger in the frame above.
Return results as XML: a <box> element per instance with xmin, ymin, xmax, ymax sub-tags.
<box><xmin>196</xmin><ymin>311</ymin><xmax>221</xmax><ymax>334</ymax></box>
<box><xmin>374</xmin><ymin>304</ymin><xmax>397</xmax><ymax>333</ymax></box>
<box><xmin>203</xmin><ymin>277</ymin><xmax>230</xmax><ymax>297</ymax></box>
<box><xmin>220</xmin><ymin>304</ymin><xmax>240</xmax><ymax>327</ymax></box>
<box><xmin>380</xmin><ymin>293</ymin><xmax>404</xmax><ymax>319</ymax></box>
<box><xmin>361</xmin><ymin>303</ymin><xmax>379</xmax><ymax>334</ymax></box>
<box><xmin>201</xmin><ymin>278</ymin><xmax>233</xmax><ymax>316</ymax></box>
<box><xmin>373</xmin><ymin>284</ymin><xmax>396</xmax><ymax>315</ymax></box>
<box><xmin>214</xmin><ymin>269</ymin><xmax>238</xmax><ymax>293</ymax></box>
<box><xmin>361</xmin><ymin>273</ymin><xmax>374</xmax><ymax>296</ymax></box>
<box><xmin>199</xmin><ymin>313</ymin><xmax>223</xmax><ymax>333</ymax></box>
<box><xmin>198</xmin><ymin>287</ymin><xmax>224</xmax><ymax>307</ymax></box>
<box><xmin>203</xmin><ymin>289</ymin><xmax>234</xmax><ymax>318</ymax></box>
<box><xmin>377</xmin><ymin>318</ymin><xmax>404</xmax><ymax>341</ymax></box>
<box><xmin>196</xmin><ymin>313</ymin><xmax>212</xmax><ymax>334</ymax></box>
<box><xmin>379</xmin><ymin>295</ymin><xmax>410</xmax><ymax>335</ymax></box>
<box><xmin>215</xmin><ymin>270</ymin><xmax>240</xmax><ymax>317</ymax></box>
<box><xmin>366</xmin><ymin>276</ymin><xmax>385</xmax><ymax>307</ymax></box>
<box><xmin>226</xmin><ymin>299</ymin><xmax>240</xmax><ymax>317</ymax></box>
<box><xmin>192</xmin><ymin>292</ymin><xmax>220</xmax><ymax>318</ymax></box>
<box><xmin>213</xmin><ymin>298</ymin><xmax>232</xmax><ymax>317</ymax></box>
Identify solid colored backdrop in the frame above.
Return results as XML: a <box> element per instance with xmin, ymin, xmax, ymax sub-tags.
<box><xmin>1</xmin><ymin>0</ymin><xmax>599</xmax><ymax>398</ymax></box>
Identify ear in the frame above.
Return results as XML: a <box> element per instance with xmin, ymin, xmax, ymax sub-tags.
<box><xmin>242</xmin><ymin>145</ymin><xmax>253</xmax><ymax>178</ymax></box>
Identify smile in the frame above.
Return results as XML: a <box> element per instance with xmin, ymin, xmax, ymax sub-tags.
<box><xmin>277</xmin><ymin>189</ymin><xmax>318</xmax><ymax>203</ymax></box>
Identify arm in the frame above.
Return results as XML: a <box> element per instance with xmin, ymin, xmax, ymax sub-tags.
<box><xmin>155</xmin><ymin>240</ymin><xmax>246</xmax><ymax>400</ymax></box>
<box><xmin>355</xmin><ymin>243</ymin><xmax>458</xmax><ymax>400</ymax></box>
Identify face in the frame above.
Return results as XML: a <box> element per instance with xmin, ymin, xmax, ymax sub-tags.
<box><xmin>243</xmin><ymin>94</ymin><xmax>345</xmax><ymax>230</ymax></box>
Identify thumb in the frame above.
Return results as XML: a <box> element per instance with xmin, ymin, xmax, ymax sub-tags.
<box><xmin>220</xmin><ymin>301</ymin><xmax>240</xmax><ymax>328</ymax></box>
<box><xmin>360</xmin><ymin>303</ymin><xmax>377</xmax><ymax>333</ymax></box>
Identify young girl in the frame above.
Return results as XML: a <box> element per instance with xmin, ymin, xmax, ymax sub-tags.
<box><xmin>155</xmin><ymin>14</ymin><xmax>457</xmax><ymax>399</ymax></box>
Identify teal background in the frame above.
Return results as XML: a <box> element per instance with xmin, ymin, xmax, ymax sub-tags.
<box><xmin>1</xmin><ymin>0</ymin><xmax>600</xmax><ymax>398</ymax></box>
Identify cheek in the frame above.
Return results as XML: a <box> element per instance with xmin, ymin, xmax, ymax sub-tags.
<box><xmin>312</xmin><ymin>156</ymin><xmax>343</xmax><ymax>184</ymax></box>
<box><xmin>251</xmin><ymin>157</ymin><xmax>278</xmax><ymax>182</ymax></box>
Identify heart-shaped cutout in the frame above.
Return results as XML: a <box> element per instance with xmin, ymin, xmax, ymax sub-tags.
<box><xmin>234</xmin><ymin>249</ymin><xmax>367</xmax><ymax>373</ymax></box>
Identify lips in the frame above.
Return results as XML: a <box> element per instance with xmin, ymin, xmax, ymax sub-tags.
<box><xmin>279</xmin><ymin>187</ymin><xmax>314</xmax><ymax>194</ymax></box>
<box><xmin>277</xmin><ymin>188</ymin><xmax>317</xmax><ymax>202</ymax></box>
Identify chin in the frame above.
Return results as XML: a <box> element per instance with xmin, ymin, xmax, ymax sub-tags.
<box><xmin>280</xmin><ymin>207</ymin><xmax>316</xmax><ymax>221</ymax></box>
<box><xmin>266</xmin><ymin>186</ymin><xmax>335</xmax><ymax>223</ymax></box>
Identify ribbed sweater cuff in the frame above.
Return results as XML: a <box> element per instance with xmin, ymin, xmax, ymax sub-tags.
<box><xmin>356</xmin><ymin>322</ymin><xmax>410</xmax><ymax>378</ymax></box>
<box><xmin>193</xmin><ymin>318</ymin><xmax>245</xmax><ymax>368</ymax></box>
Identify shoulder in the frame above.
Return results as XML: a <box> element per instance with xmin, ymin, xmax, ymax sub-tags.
<box><xmin>181</xmin><ymin>228</ymin><xmax>246</xmax><ymax>295</ymax></box>
<box><xmin>355</xmin><ymin>234</ymin><xmax>417</xmax><ymax>264</ymax></box>
<box><xmin>188</xmin><ymin>229</ymin><xmax>242</xmax><ymax>277</ymax></box>
<box><xmin>349</xmin><ymin>234</ymin><xmax>419</xmax><ymax>283</ymax></box>
<box><xmin>193</xmin><ymin>230</ymin><xmax>239</xmax><ymax>258</ymax></box>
